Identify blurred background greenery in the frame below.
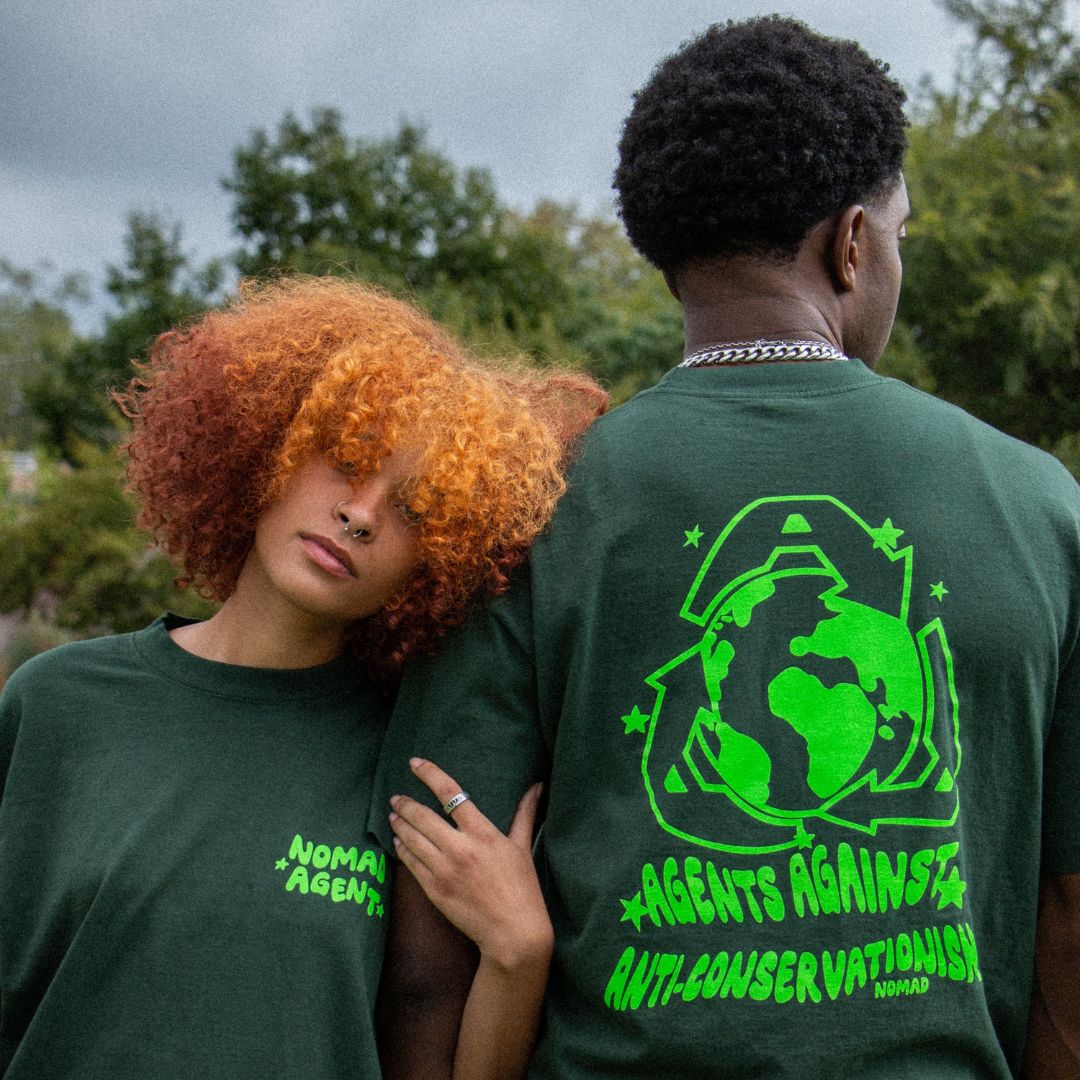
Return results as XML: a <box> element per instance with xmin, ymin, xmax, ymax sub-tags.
<box><xmin>2</xmin><ymin>0</ymin><xmax>1078</xmax><ymax>684</ymax></box>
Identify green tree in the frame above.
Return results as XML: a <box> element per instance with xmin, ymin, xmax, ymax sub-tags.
<box><xmin>0</xmin><ymin>443</ymin><xmax>215</xmax><ymax>634</ymax></box>
<box><xmin>0</xmin><ymin>261</ymin><xmax>86</xmax><ymax>449</ymax></box>
<box><xmin>488</xmin><ymin>204</ymin><xmax>682</xmax><ymax>400</ymax></box>
<box><xmin>227</xmin><ymin>110</ymin><xmax>497</xmax><ymax>285</ymax></box>
<box><xmin>888</xmin><ymin>0</ymin><xmax>1080</xmax><ymax>472</ymax></box>
<box><xmin>224</xmin><ymin>110</ymin><xmax>584</xmax><ymax>353</ymax></box>
<box><xmin>22</xmin><ymin>213</ymin><xmax>224</xmax><ymax>458</ymax></box>
<box><xmin>940</xmin><ymin>0</ymin><xmax>1080</xmax><ymax>116</ymax></box>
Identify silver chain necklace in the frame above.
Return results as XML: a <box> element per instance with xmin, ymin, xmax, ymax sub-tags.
<box><xmin>678</xmin><ymin>339</ymin><xmax>848</xmax><ymax>368</ymax></box>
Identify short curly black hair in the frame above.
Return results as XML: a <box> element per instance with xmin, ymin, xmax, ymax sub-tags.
<box><xmin>614</xmin><ymin>16</ymin><xmax>908</xmax><ymax>271</ymax></box>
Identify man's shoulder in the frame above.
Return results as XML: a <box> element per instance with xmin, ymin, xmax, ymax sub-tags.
<box><xmin>886</xmin><ymin>378</ymin><xmax>1078</xmax><ymax>493</ymax></box>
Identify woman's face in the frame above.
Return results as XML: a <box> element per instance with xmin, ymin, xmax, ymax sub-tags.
<box><xmin>242</xmin><ymin>452</ymin><xmax>421</xmax><ymax>633</ymax></box>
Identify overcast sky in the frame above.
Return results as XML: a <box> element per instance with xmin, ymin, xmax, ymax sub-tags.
<box><xmin>3</xmin><ymin>1</ymin><xmax>1077</xmax><ymax>328</ymax></box>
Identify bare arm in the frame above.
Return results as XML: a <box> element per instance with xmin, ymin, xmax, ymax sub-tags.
<box><xmin>1023</xmin><ymin>872</ymin><xmax>1080</xmax><ymax>1079</ymax></box>
<box><xmin>385</xmin><ymin>758</ymin><xmax>553</xmax><ymax>1080</ymax></box>
<box><xmin>449</xmin><ymin>881</ymin><xmax>552</xmax><ymax>1080</ymax></box>
<box><xmin>376</xmin><ymin>867</ymin><xmax>478</xmax><ymax>1080</ymax></box>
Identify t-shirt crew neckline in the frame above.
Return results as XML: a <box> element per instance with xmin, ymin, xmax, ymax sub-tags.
<box><xmin>655</xmin><ymin>356</ymin><xmax>881</xmax><ymax>399</ymax></box>
<box><xmin>131</xmin><ymin>613</ymin><xmax>361</xmax><ymax>702</ymax></box>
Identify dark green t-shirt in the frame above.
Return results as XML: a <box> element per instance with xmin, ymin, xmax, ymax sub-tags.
<box><xmin>0</xmin><ymin>615</ymin><xmax>391</xmax><ymax>1079</ymax></box>
<box><xmin>374</xmin><ymin>360</ymin><xmax>1080</xmax><ymax>1079</ymax></box>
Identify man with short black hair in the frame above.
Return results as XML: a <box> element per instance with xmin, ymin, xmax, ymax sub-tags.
<box><xmin>375</xmin><ymin>16</ymin><xmax>1080</xmax><ymax>1078</ymax></box>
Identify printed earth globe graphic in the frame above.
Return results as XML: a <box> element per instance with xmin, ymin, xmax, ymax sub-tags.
<box><xmin>691</xmin><ymin>570</ymin><xmax>924</xmax><ymax>819</ymax></box>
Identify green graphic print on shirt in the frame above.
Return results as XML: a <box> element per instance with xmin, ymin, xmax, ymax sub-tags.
<box><xmin>276</xmin><ymin>832</ymin><xmax>388</xmax><ymax>918</ymax></box>
<box><xmin>610</xmin><ymin>496</ymin><xmax>975</xmax><ymax>1013</ymax></box>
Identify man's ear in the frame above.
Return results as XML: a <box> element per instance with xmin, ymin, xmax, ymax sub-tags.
<box><xmin>831</xmin><ymin>204</ymin><xmax>865</xmax><ymax>291</ymax></box>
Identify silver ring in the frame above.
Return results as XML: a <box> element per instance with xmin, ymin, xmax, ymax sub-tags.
<box><xmin>442</xmin><ymin>791</ymin><xmax>471</xmax><ymax>816</ymax></box>
<box><xmin>333</xmin><ymin>500</ymin><xmax>349</xmax><ymax>533</ymax></box>
<box><xmin>332</xmin><ymin>501</ymin><xmax>367</xmax><ymax>539</ymax></box>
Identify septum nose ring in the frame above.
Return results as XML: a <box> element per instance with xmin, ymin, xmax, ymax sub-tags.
<box><xmin>333</xmin><ymin>501</ymin><xmax>369</xmax><ymax>539</ymax></box>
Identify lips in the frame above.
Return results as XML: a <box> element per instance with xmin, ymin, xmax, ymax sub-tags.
<box><xmin>300</xmin><ymin>533</ymin><xmax>355</xmax><ymax>578</ymax></box>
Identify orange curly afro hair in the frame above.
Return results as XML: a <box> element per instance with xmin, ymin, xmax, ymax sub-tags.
<box><xmin>117</xmin><ymin>277</ymin><xmax>606</xmax><ymax>680</ymax></box>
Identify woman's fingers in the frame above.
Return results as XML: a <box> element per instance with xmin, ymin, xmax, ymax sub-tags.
<box><xmin>408</xmin><ymin>756</ymin><xmax>487</xmax><ymax>831</ymax></box>
<box><xmin>387</xmin><ymin>777</ymin><xmax>552</xmax><ymax>965</ymax></box>
<box><xmin>390</xmin><ymin>825</ymin><xmax>430</xmax><ymax>884</ymax></box>
<box><xmin>388</xmin><ymin>804</ymin><xmax>445</xmax><ymax>873</ymax></box>
<box><xmin>506</xmin><ymin>783</ymin><xmax>543</xmax><ymax>850</ymax></box>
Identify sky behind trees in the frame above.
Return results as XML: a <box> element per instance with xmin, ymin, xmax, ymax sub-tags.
<box><xmin>3</xmin><ymin>0</ymin><xmax>1080</xmax><ymax>655</ymax></box>
<box><xmin>0</xmin><ymin>0</ymin><xmax>991</xmax><ymax>325</ymax></box>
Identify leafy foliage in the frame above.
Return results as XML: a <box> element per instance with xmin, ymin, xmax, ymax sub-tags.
<box><xmin>0</xmin><ymin>444</ymin><xmax>216</xmax><ymax>634</ymax></box>
<box><xmin>939</xmin><ymin>0</ymin><xmax>1080</xmax><ymax>117</ymax></box>
<box><xmin>5</xmin><ymin>0</ymin><xmax>1080</xmax><ymax>659</ymax></box>
<box><xmin>21</xmin><ymin>213</ymin><xmax>224</xmax><ymax>457</ymax></box>
<box><xmin>224</xmin><ymin>109</ymin><xmax>683</xmax><ymax>396</ymax></box>
<box><xmin>0</xmin><ymin>262</ymin><xmax>86</xmax><ymax>450</ymax></box>
<box><xmin>226</xmin><ymin>111</ymin><xmax>578</xmax><ymax>348</ymax></box>
<box><xmin>888</xmin><ymin>0</ymin><xmax>1080</xmax><ymax>467</ymax></box>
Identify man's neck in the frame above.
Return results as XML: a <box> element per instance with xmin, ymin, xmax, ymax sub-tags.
<box><xmin>681</xmin><ymin>297</ymin><xmax>841</xmax><ymax>356</ymax></box>
<box><xmin>671</xmin><ymin>234</ymin><xmax>844</xmax><ymax>357</ymax></box>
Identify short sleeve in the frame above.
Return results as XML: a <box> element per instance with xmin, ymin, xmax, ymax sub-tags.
<box><xmin>368</xmin><ymin>572</ymin><xmax>547</xmax><ymax>852</ymax></box>
<box><xmin>1043</xmin><ymin>631</ymin><xmax>1080</xmax><ymax>873</ymax></box>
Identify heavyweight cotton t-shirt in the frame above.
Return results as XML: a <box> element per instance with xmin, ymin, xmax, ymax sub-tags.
<box><xmin>0</xmin><ymin>615</ymin><xmax>391</xmax><ymax>1079</ymax></box>
<box><xmin>373</xmin><ymin>359</ymin><xmax>1080</xmax><ymax>1079</ymax></box>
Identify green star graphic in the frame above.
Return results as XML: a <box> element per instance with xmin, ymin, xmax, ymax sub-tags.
<box><xmin>621</xmin><ymin>705</ymin><xmax>649</xmax><ymax>735</ymax></box>
<box><xmin>935</xmin><ymin>867</ymin><xmax>966</xmax><ymax>910</ymax></box>
<box><xmin>683</xmin><ymin>524</ymin><xmax>704</xmax><ymax>548</ymax></box>
<box><xmin>930</xmin><ymin>581</ymin><xmax>949</xmax><ymax>602</ymax></box>
<box><xmin>620</xmin><ymin>891</ymin><xmax>649</xmax><ymax>932</ymax></box>
<box><xmin>374</xmin><ymin>903</ymin><xmax>385</xmax><ymax>918</ymax></box>
<box><xmin>795</xmin><ymin>825</ymin><xmax>815</xmax><ymax>850</ymax></box>
<box><xmin>275</xmin><ymin>858</ymin><xmax>288</xmax><ymax>871</ymax></box>
<box><xmin>871</xmin><ymin>518</ymin><xmax>905</xmax><ymax>551</ymax></box>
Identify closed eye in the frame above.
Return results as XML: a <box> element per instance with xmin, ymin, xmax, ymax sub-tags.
<box><xmin>329</xmin><ymin>455</ymin><xmax>362</xmax><ymax>478</ymax></box>
<box><xmin>396</xmin><ymin>501</ymin><xmax>423</xmax><ymax>525</ymax></box>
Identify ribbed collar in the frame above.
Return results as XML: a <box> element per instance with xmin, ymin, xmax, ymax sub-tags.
<box><xmin>131</xmin><ymin>614</ymin><xmax>363</xmax><ymax>703</ymax></box>
<box><xmin>650</xmin><ymin>357</ymin><xmax>883</xmax><ymax>400</ymax></box>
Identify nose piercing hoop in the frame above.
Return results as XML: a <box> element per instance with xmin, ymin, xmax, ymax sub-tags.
<box><xmin>332</xmin><ymin>501</ymin><xmax>369</xmax><ymax>539</ymax></box>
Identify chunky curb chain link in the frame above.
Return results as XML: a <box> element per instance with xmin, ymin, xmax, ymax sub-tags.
<box><xmin>678</xmin><ymin>340</ymin><xmax>849</xmax><ymax>367</ymax></box>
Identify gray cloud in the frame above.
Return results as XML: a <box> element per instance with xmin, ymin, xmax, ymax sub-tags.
<box><xmin>4</xmin><ymin>0</ymin><xmax>1067</xmax><ymax>327</ymax></box>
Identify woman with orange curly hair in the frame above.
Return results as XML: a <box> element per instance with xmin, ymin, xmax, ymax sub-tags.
<box><xmin>0</xmin><ymin>277</ymin><xmax>605</xmax><ymax>1080</ymax></box>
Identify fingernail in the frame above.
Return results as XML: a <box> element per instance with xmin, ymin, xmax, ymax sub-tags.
<box><xmin>392</xmin><ymin>836</ymin><xmax>401</xmax><ymax>848</ymax></box>
<box><xmin>409</xmin><ymin>757</ymin><xmax>426</xmax><ymax>770</ymax></box>
<box><xmin>389</xmin><ymin>795</ymin><xmax>400</xmax><ymax>808</ymax></box>
<box><xmin>388</xmin><ymin>811</ymin><xmax>399</xmax><ymax>823</ymax></box>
